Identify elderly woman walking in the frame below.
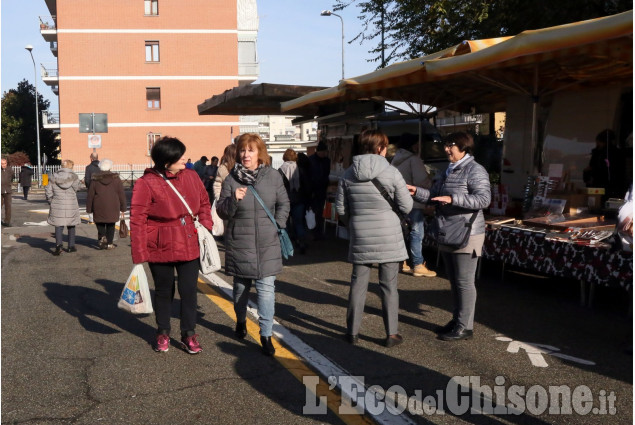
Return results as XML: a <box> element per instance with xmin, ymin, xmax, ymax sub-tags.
<box><xmin>336</xmin><ymin>129</ymin><xmax>413</xmax><ymax>348</ymax></box>
<box><xmin>45</xmin><ymin>159</ymin><xmax>81</xmax><ymax>255</ymax></box>
<box><xmin>408</xmin><ymin>132</ymin><xmax>491</xmax><ymax>341</ymax></box>
<box><xmin>86</xmin><ymin>159</ymin><xmax>127</xmax><ymax>250</ymax></box>
<box><xmin>216</xmin><ymin>133</ymin><xmax>290</xmax><ymax>356</ymax></box>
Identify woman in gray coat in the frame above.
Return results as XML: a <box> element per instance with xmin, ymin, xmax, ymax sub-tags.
<box><xmin>336</xmin><ymin>129</ymin><xmax>413</xmax><ymax>348</ymax></box>
<box><xmin>45</xmin><ymin>159</ymin><xmax>81</xmax><ymax>255</ymax></box>
<box><xmin>216</xmin><ymin>133</ymin><xmax>290</xmax><ymax>356</ymax></box>
<box><xmin>408</xmin><ymin>132</ymin><xmax>491</xmax><ymax>341</ymax></box>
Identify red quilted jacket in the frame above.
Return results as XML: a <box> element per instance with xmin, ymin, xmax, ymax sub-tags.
<box><xmin>130</xmin><ymin>168</ymin><xmax>212</xmax><ymax>264</ymax></box>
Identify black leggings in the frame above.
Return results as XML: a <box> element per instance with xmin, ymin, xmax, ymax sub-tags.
<box><xmin>148</xmin><ymin>259</ymin><xmax>200</xmax><ymax>337</ymax></box>
<box><xmin>95</xmin><ymin>222</ymin><xmax>115</xmax><ymax>244</ymax></box>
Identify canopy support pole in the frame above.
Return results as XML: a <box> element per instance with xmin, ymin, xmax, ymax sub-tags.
<box><xmin>531</xmin><ymin>64</ymin><xmax>540</xmax><ymax>175</ymax></box>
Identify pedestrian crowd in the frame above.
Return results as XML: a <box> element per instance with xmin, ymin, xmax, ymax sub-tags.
<box><xmin>1</xmin><ymin>129</ymin><xmax>493</xmax><ymax>356</ymax></box>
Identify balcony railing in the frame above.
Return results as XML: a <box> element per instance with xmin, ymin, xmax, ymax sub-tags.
<box><xmin>436</xmin><ymin>114</ymin><xmax>483</xmax><ymax>127</ymax></box>
<box><xmin>41</xmin><ymin>62</ymin><xmax>59</xmax><ymax>80</ymax></box>
<box><xmin>39</xmin><ymin>15</ymin><xmax>56</xmax><ymax>30</ymax></box>
<box><xmin>42</xmin><ymin>110</ymin><xmax>60</xmax><ymax>129</ymax></box>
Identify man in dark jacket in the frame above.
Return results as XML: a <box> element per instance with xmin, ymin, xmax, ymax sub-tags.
<box><xmin>1</xmin><ymin>157</ymin><xmax>14</xmax><ymax>226</ymax></box>
<box><xmin>19</xmin><ymin>163</ymin><xmax>35</xmax><ymax>200</ymax></box>
<box><xmin>84</xmin><ymin>152</ymin><xmax>100</xmax><ymax>189</ymax></box>
<box><xmin>309</xmin><ymin>142</ymin><xmax>331</xmax><ymax>238</ymax></box>
<box><xmin>193</xmin><ymin>156</ymin><xmax>208</xmax><ymax>181</ymax></box>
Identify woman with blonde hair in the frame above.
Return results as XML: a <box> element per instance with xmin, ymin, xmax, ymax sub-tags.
<box><xmin>216</xmin><ymin>133</ymin><xmax>289</xmax><ymax>356</ymax></box>
<box><xmin>45</xmin><ymin>159</ymin><xmax>81</xmax><ymax>255</ymax></box>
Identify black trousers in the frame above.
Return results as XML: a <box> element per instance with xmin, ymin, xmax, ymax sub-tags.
<box><xmin>23</xmin><ymin>186</ymin><xmax>30</xmax><ymax>199</ymax></box>
<box><xmin>95</xmin><ymin>222</ymin><xmax>115</xmax><ymax>244</ymax></box>
<box><xmin>148</xmin><ymin>259</ymin><xmax>200</xmax><ymax>337</ymax></box>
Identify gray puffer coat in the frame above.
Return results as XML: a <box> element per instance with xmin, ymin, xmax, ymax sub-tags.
<box><xmin>412</xmin><ymin>155</ymin><xmax>491</xmax><ymax>235</ymax></box>
<box><xmin>217</xmin><ymin>166</ymin><xmax>290</xmax><ymax>279</ymax></box>
<box><xmin>336</xmin><ymin>154</ymin><xmax>413</xmax><ymax>264</ymax></box>
<box><xmin>45</xmin><ymin>168</ymin><xmax>81</xmax><ymax>227</ymax></box>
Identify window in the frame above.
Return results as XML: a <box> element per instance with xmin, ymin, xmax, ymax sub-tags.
<box><xmin>147</xmin><ymin>132</ymin><xmax>161</xmax><ymax>156</ymax></box>
<box><xmin>146</xmin><ymin>87</ymin><xmax>161</xmax><ymax>109</ymax></box>
<box><xmin>144</xmin><ymin>0</ymin><xmax>158</xmax><ymax>15</ymax></box>
<box><xmin>145</xmin><ymin>41</ymin><xmax>159</xmax><ymax>62</ymax></box>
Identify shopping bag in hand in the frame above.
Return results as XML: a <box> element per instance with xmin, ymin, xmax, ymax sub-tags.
<box><xmin>211</xmin><ymin>200</ymin><xmax>224</xmax><ymax>237</ymax></box>
<box><xmin>305</xmin><ymin>208</ymin><xmax>316</xmax><ymax>230</ymax></box>
<box><xmin>118</xmin><ymin>264</ymin><xmax>153</xmax><ymax>314</ymax></box>
<box><xmin>119</xmin><ymin>219</ymin><xmax>129</xmax><ymax>238</ymax></box>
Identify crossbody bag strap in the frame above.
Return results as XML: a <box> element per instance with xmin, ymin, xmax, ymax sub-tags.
<box><xmin>157</xmin><ymin>172</ymin><xmax>196</xmax><ymax>220</ymax></box>
<box><xmin>248</xmin><ymin>186</ymin><xmax>279</xmax><ymax>230</ymax></box>
<box><xmin>371</xmin><ymin>178</ymin><xmax>408</xmax><ymax>222</ymax></box>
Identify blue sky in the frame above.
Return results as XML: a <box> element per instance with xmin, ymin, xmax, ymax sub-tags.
<box><xmin>1</xmin><ymin>1</ymin><xmax>378</xmax><ymax>108</ymax></box>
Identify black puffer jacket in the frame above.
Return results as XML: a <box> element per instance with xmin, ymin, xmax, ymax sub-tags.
<box><xmin>217</xmin><ymin>166</ymin><xmax>290</xmax><ymax>279</ymax></box>
<box><xmin>412</xmin><ymin>155</ymin><xmax>491</xmax><ymax>235</ymax></box>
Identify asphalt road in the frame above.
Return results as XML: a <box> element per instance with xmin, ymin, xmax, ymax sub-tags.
<box><xmin>1</xmin><ymin>189</ymin><xmax>632</xmax><ymax>425</ymax></box>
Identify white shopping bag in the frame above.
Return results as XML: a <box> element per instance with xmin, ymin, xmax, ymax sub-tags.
<box><xmin>305</xmin><ymin>208</ymin><xmax>316</xmax><ymax>230</ymax></box>
<box><xmin>211</xmin><ymin>200</ymin><xmax>224</xmax><ymax>236</ymax></box>
<box><xmin>118</xmin><ymin>264</ymin><xmax>153</xmax><ymax>314</ymax></box>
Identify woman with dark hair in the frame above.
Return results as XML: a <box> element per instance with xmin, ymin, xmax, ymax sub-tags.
<box><xmin>130</xmin><ymin>136</ymin><xmax>213</xmax><ymax>354</ymax></box>
<box><xmin>336</xmin><ymin>129</ymin><xmax>413</xmax><ymax>348</ymax></box>
<box><xmin>216</xmin><ymin>133</ymin><xmax>290</xmax><ymax>356</ymax></box>
<box><xmin>407</xmin><ymin>132</ymin><xmax>491</xmax><ymax>341</ymax></box>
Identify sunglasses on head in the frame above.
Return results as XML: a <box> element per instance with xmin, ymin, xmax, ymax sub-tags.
<box><xmin>444</xmin><ymin>142</ymin><xmax>457</xmax><ymax>148</ymax></box>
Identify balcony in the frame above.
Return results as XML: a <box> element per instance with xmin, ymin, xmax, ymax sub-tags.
<box><xmin>238</xmin><ymin>62</ymin><xmax>259</xmax><ymax>78</ymax></box>
<box><xmin>50</xmin><ymin>41</ymin><xmax>58</xmax><ymax>57</ymax></box>
<box><xmin>40</xmin><ymin>62</ymin><xmax>58</xmax><ymax>86</ymax></box>
<box><xmin>42</xmin><ymin>110</ymin><xmax>60</xmax><ymax>132</ymax></box>
<box><xmin>39</xmin><ymin>15</ymin><xmax>57</xmax><ymax>42</ymax></box>
<box><xmin>436</xmin><ymin>114</ymin><xmax>483</xmax><ymax>128</ymax></box>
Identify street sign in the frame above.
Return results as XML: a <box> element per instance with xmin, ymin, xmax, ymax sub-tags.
<box><xmin>79</xmin><ymin>113</ymin><xmax>108</xmax><ymax>133</ymax></box>
<box><xmin>88</xmin><ymin>134</ymin><xmax>102</xmax><ymax>149</ymax></box>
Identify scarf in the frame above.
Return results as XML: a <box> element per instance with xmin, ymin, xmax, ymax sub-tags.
<box><xmin>232</xmin><ymin>162</ymin><xmax>263</xmax><ymax>185</ymax></box>
<box><xmin>446</xmin><ymin>153</ymin><xmax>471</xmax><ymax>177</ymax></box>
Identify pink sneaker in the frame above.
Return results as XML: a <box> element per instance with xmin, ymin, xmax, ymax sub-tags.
<box><xmin>154</xmin><ymin>334</ymin><xmax>170</xmax><ymax>352</ymax></box>
<box><xmin>181</xmin><ymin>334</ymin><xmax>202</xmax><ymax>354</ymax></box>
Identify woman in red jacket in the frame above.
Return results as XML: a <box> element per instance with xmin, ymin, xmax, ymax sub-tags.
<box><xmin>130</xmin><ymin>137</ymin><xmax>213</xmax><ymax>354</ymax></box>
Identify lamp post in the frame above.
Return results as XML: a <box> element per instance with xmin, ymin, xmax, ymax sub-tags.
<box><xmin>320</xmin><ymin>10</ymin><xmax>345</xmax><ymax>80</ymax></box>
<box><xmin>25</xmin><ymin>45</ymin><xmax>42</xmax><ymax>188</ymax></box>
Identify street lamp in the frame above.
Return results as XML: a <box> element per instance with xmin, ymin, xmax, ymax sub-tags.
<box><xmin>320</xmin><ymin>10</ymin><xmax>345</xmax><ymax>80</ymax></box>
<box><xmin>25</xmin><ymin>44</ymin><xmax>42</xmax><ymax>188</ymax></box>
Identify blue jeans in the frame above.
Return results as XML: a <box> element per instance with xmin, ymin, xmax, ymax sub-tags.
<box><xmin>233</xmin><ymin>276</ymin><xmax>276</xmax><ymax>337</ymax></box>
<box><xmin>408</xmin><ymin>209</ymin><xmax>426</xmax><ymax>266</ymax></box>
<box><xmin>290</xmin><ymin>203</ymin><xmax>306</xmax><ymax>241</ymax></box>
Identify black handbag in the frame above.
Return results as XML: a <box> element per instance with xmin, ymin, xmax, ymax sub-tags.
<box><xmin>430</xmin><ymin>208</ymin><xmax>479</xmax><ymax>249</ymax></box>
<box><xmin>371</xmin><ymin>179</ymin><xmax>412</xmax><ymax>241</ymax></box>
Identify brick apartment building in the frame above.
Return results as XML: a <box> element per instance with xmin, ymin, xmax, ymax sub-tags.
<box><xmin>39</xmin><ymin>0</ymin><xmax>258</xmax><ymax>165</ymax></box>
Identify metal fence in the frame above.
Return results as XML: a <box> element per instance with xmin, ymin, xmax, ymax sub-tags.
<box><xmin>11</xmin><ymin>164</ymin><xmax>151</xmax><ymax>187</ymax></box>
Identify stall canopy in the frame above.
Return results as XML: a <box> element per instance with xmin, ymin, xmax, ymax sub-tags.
<box><xmin>281</xmin><ymin>11</ymin><xmax>633</xmax><ymax>115</ymax></box>
<box><xmin>197</xmin><ymin>83</ymin><xmax>327</xmax><ymax>116</ymax></box>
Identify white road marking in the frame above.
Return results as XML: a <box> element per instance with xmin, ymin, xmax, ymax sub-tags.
<box><xmin>202</xmin><ymin>271</ymin><xmax>420</xmax><ymax>425</ymax></box>
<box><xmin>496</xmin><ymin>336</ymin><xmax>595</xmax><ymax>367</ymax></box>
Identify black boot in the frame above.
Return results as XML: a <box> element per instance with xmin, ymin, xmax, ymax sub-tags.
<box><xmin>235</xmin><ymin>321</ymin><xmax>247</xmax><ymax>339</ymax></box>
<box><xmin>53</xmin><ymin>245</ymin><xmax>63</xmax><ymax>256</ymax></box>
<box><xmin>260</xmin><ymin>336</ymin><xmax>275</xmax><ymax>356</ymax></box>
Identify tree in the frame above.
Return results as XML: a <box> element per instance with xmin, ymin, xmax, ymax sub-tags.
<box><xmin>333</xmin><ymin>0</ymin><xmax>633</xmax><ymax>66</ymax></box>
<box><xmin>1</xmin><ymin>79</ymin><xmax>60</xmax><ymax>166</ymax></box>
